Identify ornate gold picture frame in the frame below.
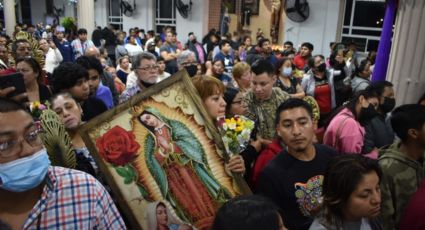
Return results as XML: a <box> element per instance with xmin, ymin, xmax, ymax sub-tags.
<box><xmin>79</xmin><ymin>71</ymin><xmax>250</xmax><ymax>229</ymax></box>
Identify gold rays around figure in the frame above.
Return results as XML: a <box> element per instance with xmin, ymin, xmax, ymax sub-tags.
<box><xmin>10</xmin><ymin>31</ymin><xmax>45</xmax><ymax>68</ymax></box>
<box><xmin>131</xmin><ymin>100</ymin><xmax>235</xmax><ymax>202</ymax></box>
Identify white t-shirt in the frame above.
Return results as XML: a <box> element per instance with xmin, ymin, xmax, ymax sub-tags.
<box><xmin>45</xmin><ymin>47</ymin><xmax>63</xmax><ymax>74</ymax></box>
<box><xmin>124</xmin><ymin>43</ymin><xmax>143</xmax><ymax>58</ymax></box>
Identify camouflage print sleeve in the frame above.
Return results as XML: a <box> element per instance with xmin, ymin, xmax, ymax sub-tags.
<box><xmin>243</xmin><ymin>93</ymin><xmax>257</xmax><ymax>121</ymax></box>
<box><xmin>380</xmin><ymin>167</ymin><xmax>396</xmax><ymax>230</ymax></box>
<box><xmin>274</xmin><ymin>87</ymin><xmax>291</xmax><ymax>103</ymax></box>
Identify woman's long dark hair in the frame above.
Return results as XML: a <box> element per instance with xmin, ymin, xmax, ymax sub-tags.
<box><xmin>350</xmin><ymin>59</ymin><xmax>370</xmax><ymax>79</ymax></box>
<box><xmin>224</xmin><ymin>87</ymin><xmax>239</xmax><ymax>117</ymax></box>
<box><xmin>324</xmin><ymin>89</ymin><xmax>378</xmax><ymax>129</ymax></box>
<box><xmin>321</xmin><ymin>154</ymin><xmax>382</xmax><ymax>229</ymax></box>
<box><xmin>16</xmin><ymin>57</ymin><xmax>44</xmax><ymax>85</ymax></box>
<box><xmin>276</xmin><ymin>57</ymin><xmax>295</xmax><ymax>75</ymax></box>
<box><xmin>329</xmin><ymin>50</ymin><xmax>345</xmax><ymax>69</ymax></box>
<box><xmin>212</xmin><ymin>195</ymin><xmax>283</xmax><ymax>230</ymax></box>
<box><xmin>138</xmin><ymin>110</ymin><xmax>160</xmax><ymax>134</ymax></box>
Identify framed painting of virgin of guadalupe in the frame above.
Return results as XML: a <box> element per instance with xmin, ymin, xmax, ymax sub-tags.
<box><xmin>79</xmin><ymin>70</ymin><xmax>250</xmax><ymax>230</ymax></box>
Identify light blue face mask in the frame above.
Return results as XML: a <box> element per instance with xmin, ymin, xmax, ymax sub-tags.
<box><xmin>0</xmin><ymin>148</ymin><xmax>51</xmax><ymax>192</ymax></box>
<box><xmin>282</xmin><ymin>67</ymin><xmax>292</xmax><ymax>76</ymax></box>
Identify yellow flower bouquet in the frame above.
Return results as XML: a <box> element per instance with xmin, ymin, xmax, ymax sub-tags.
<box><xmin>216</xmin><ymin>115</ymin><xmax>255</xmax><ymax>156</ymax></box>
<box><xmin>29</xmin><ymin>101</ymin><xmax>48</xmax><ymax>119</ymax></box>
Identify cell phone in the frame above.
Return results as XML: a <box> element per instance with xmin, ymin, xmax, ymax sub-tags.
<box><xmin>0</xmin><ymin>72</ymin><xmax>27</xmax><ymax>97</ymax></box>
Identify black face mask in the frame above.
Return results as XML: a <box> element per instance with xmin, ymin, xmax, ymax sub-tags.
<box><xmin>360</xmin><ymin>104</ymin><xmax>378</xmax><ymax>122</ymax></box>
<box><xmin>184</xmin><ymin>65</ymin><xmax>198</xmax><ymax>77</ymax></box>
<box><xmin>380</xmin><ymin>97</ymin><xmax>396</xmax><ymax>113</ymax></box>
<box><xmin>315</xmin><ymin>63</ymin><xmax>327</xmax><ymax>73</ymax></box>
<box><xmin>336</xmin><ymin>62</ymin><xmax>346</xmax><ymax>69</ymax></box>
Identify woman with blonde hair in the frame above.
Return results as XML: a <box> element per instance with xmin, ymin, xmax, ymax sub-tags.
<box><xmin>116</xmin><ymin>56</ymin><xmax>131</xmax><ymax>84</ymax></box>
<box><xmin>232</xmin><ymin>62</ymin><xmax>252</xmax><ymax>93</ymax></box>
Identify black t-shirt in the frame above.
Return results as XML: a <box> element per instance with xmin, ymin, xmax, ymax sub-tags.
<box><xmin>81</xmin><ymin>97</ymin><xmax>108</xmax><ymax>121</ymax></box>
<box><xmin>39</xmin><ymin>84</ymin><xmax>52</xmax><ymax>103</ymax></box>
<box><xmin>276</xmin><ymin>77</ymin><xmax>298</xmax><ymax>95</ymax></box>
<box><xmin>257</xmin><ymin>144</ymin><xmax>338</xmax><ymax>230</ymax></box>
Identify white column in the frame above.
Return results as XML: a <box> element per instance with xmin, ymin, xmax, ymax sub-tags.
<box><xmin>4</xmin><ymin>0</ymin><xmax>17</xmax><ymax>37</ymax></box>
<box><xmin>387</xmin><ymin>0</ymin><xmax>425</xmax><ymax>104</ymax></box>
<box><xmin>77</xmin><ymin>0</ymin><xmax>95</xmax><ymax>39</ymax></box>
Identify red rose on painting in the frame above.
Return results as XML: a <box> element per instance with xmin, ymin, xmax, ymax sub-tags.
<box><xmin>96</xmin><ymin>126</ymin><xmax>140</xmax><ymax>166</ymax></box>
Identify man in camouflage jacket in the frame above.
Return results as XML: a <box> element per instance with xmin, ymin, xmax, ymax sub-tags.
<box><xmin>378</xmin><ymin>104</ymin><xmax>425</xmax><ymax>230</ymax></box>
<box><xmin>244</xmin><ymin>59</ymin><xmax>290</xmax><ymax>141</ymax></box>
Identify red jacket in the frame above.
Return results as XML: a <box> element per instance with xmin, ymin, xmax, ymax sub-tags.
<box><xmin>252</xmin><ymin>138</ymin><xmax>283</xmax><ymax>187</ymax></box>
<box><xmin>293</xmin><ymin>54</ymin><xmax>308</xmax><ymax>70</ymax></box>
<box><xmin>400</xmin><ymin>180</ymin><xmax>425</xmax><ymax>230</ymax></box>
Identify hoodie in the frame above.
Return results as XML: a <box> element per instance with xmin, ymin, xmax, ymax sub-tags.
<box><xmin>378</xmin><ymin>141</ymin><xmax>425</xmax><ymax>230</ymax></box>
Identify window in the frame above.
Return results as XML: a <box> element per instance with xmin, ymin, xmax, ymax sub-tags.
<box><xmin>21</xmin><ymin>0</ymin><xmax>31</xmax><ymax>25</ymax></box>
<box><xmin>109</xmin><ymin>0</ymin><xmax>123</xmax><ymax>30</ymax></box>
<box><xmin>341</xmin><ymin>0</ymin><xmax>387</xmax><ymax>52</ymax></box>
<box><xmin>155</xmin><ymin>0</ymin><xmax>176</xmax><ymax>34</ymax></box>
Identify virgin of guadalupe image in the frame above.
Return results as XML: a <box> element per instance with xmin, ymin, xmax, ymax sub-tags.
<box><xmin>146</xmin><ymin>201</ymin><xmax>193</xmax><ymax>230</ymax></box>
<box><xmin>136</xmin><ymin>107</ymin><xmax>232</xmax><ymax>229</ymax></box>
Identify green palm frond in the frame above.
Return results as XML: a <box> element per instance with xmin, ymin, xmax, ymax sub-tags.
<box><xmin>39</xmin><ymin>109</ymin><xmax>77</xmax><ymax>168</ymax></box>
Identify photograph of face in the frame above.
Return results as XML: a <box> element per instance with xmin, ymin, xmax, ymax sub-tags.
<box><xmin>146</xmin><ymin>201</ymin><xmax>193</xmax><ymax>230</ymax></box>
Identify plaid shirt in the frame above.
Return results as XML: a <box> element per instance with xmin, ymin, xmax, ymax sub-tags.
<box><xmin>71</xmin><ymin>39</ymin><xmax>95</xmax><ymax>58</ymax></box>
<box><xmin>21</xmin><ymin>166</ymin><xmax>126</xmax><ymax>229</ymax></box>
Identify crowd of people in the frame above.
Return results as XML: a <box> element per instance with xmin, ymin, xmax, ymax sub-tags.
<box><xmin>0</xmin><ymin>22</ymin><xmax>425</xmax><ymax>230</ymax></box>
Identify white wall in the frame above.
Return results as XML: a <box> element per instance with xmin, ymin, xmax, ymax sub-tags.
<box><xmin>63</xmin><ymin>2</ymin><xmax>76</xmax><ymax>20</ymax></box>
<box><xmin>28</xmin><ymin>0</ymin><xmax>206</xmax><ymax>43</ymax></box>
<box><xmin>122</xmin><ymin>0</ymin><xmax>155</xmax><ymax>33</ymax></box>
<box><xmin>120</xmin><ymin>0</ymin><xmax>206</xmax><ymax>42</ymax></box>
<box><xmin>95</xmin><ymin>0</ymin><xmax>108</xmax><ymax>28</ymax></box>
<box><xmin>30</xmin><ymin>0</ymin><xmax>77</xmax><ymax>26</ymax></box>
<box><xmin>284</xmin><ymin>0</ymin><xmax>340</xmax><ymax>56</ymax></box>
<box><xmin>175</xmin><ymin>0</ymin><xmax>207</xmax><ymax>44</ymax></box>
<box><xmin>31</xmin><ymin>0</ymin><xmax>46</xmax><ymax>25</ymax></box>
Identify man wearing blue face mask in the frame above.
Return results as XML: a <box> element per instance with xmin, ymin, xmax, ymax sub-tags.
<box><xmin>0</xmin><ymin>98</ymin><xmax>126</xmax><ymax>229</ymax></box>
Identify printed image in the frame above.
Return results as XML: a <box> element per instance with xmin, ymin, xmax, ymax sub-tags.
<box><xmin>80</xmin><ymin>74</ymin><xmax>243</xmax><ymax>229</ymax></box>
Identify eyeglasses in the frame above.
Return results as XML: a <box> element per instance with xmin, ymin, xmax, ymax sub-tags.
<box><xmin>0</xmin><ymin>128</ymin><xmax>43</xmax><ymax>158</ymax></box>
<box><xmin>136</xmin><ymin>65</ymin><xmax>159</xmax><ymax>71</ymax></box>
<box><xmin>232</xmin><ymin>100</ymin><xmax>247</xmax><ymax>108</ymax></box>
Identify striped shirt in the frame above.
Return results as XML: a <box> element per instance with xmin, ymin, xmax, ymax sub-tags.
<box><xmin>119</xmin><ymin>84</ymin><xmax>141</xmax><ymax>104</ymax></box>
<box><xmin>70</xmin><ymin>39</ymin><xmax>95</xmax><ymax>58</ymax></box>
<box><xmin>21</xmin><ymin>166</ymin><xmax>126</xmax><ymax>229</ymax></box>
